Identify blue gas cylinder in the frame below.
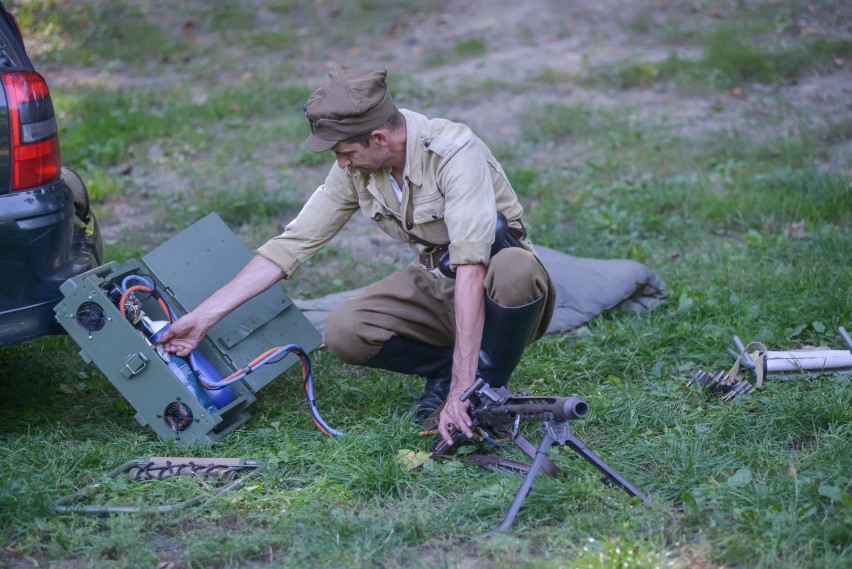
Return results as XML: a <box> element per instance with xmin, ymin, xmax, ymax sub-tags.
<box><xmin>145</xmin><ymin>318</ymin><xmax>234</xmax><ymax>409</ymax></box>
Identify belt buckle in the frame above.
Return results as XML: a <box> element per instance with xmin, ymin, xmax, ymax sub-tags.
<box><xmin>421</xmin><ymin>249</ymin><xmax>442</xmax><ymax>270</ymax></box>
<box><xmin>421</xmin><ymin>252</ymin><xmax>435</xmax><ymax>270</ymax></box>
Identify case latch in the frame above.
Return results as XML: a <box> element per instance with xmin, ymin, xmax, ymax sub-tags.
<box><xmin>122</xmin><ymin>353</ymin><xmax>149</xmax><ymax>378</ymax></box>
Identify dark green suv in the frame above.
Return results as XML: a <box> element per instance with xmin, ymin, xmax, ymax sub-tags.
<box><xmin>0</xmin><ymin>2</ymin><xmax>102</xmax><ymax>346</ymax></box>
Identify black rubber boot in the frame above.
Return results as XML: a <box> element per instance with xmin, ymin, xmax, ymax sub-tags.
<box><xmin>477</xmin><ymin>294</ymin><xmax>546</xmax><ymax>388</ymax></box>
<box><xmin>360</xmin><ymin>336</ymin><xmax>453</xmax><ymax>422</ymax></box>
<box><xmin>414</xmin><ymin>377</ymin><xmax>451</xmax><ymax>422</ymax></box>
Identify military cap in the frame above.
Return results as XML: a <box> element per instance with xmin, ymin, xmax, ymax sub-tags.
<box><xmin>303</xmin><ymin>64</ymin><xmax>396</xmax><ymax>152</ymax></box>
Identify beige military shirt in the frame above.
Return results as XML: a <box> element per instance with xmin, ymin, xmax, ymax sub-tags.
<box><xmin>257</xmin><ymin>109</ymin><xmax>526</xmax><ymax>278</ymax></box>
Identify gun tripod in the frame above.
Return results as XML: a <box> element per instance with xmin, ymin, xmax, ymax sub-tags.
<box><xmin>489</xmin><ymin>418</ymin><xmax>650</xmax><ymax>536</ymax></box>
<box><xmin>429</xmin><ymin>379</ymin><xmax>650</xmax><ymax>535</ymax></box>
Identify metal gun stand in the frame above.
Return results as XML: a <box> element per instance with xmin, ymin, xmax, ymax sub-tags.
<box><xmin>489</xmin><ymin>418</ymin><xmax>650</xmax><ymax>536</ymax></box>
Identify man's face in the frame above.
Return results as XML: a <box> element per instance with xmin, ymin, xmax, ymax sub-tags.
<box><xmin>331</xmin><ymin>137</ymin><xmax>387</xmax><ymax>174</ymax></box>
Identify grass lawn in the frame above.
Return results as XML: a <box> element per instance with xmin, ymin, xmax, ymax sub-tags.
<box><xmin>1</xmin><ymin>1</ymin><xmax>850</xmax><ymax>568</ymax></box>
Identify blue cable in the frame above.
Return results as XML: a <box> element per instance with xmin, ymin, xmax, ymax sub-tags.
<box><xmin>200</xmin><ymin>343</ymin><xmax>344</xmax><ymax>438</ymax></box>
<box><xmin>121</xmin><ymin>274</ymin><xmax>155</xmax><ymax>291</ymax></box>
<box><xmin>121</xmin><ymin>273</ymin><xmax>343</xmax><ymax>437</ymax></box>
<box><xmin>121</xmin><ymin>275</ymin><xmax>180</xmax><ymax>321</ymax></box>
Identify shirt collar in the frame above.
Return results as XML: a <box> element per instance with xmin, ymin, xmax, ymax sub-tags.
<box><xmin>400</xmin><ymin>109</ymin><xmax>426</xmax><ymax>187</ymax></box>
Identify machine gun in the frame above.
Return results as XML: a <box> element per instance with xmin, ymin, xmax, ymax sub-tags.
<box><xmin>431</xmin><ymin>378</ymin><xmax>650</xmax><ymax>535</ymax></box>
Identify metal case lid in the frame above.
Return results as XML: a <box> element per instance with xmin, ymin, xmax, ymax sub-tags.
<box><xmin>142</xmin><ymin>213</ymin><xmax>321</xmax><ymax>393</ymax></box>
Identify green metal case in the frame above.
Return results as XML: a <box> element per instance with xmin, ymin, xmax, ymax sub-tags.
<box><xmin>54</xmin><ymin>213</ymin><xmax>322</xmax><ymax>444</ymax></box>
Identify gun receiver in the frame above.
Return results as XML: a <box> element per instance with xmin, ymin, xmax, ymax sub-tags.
<box><xmin>431</xmin><ymin>380</ymin><xmax>590</xmax><ymax>456</ymax></box>
<box><xmin>463</xmin><ymin>380</ymin><xmax>590</xmax><ymax>423</ymax></box>
<box><xmin>431</xmin><ymin>378</ymin><xmax>649</xmax><ymax>535</ymax></box>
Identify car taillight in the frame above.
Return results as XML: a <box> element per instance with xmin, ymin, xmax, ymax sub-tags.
<box><xmin>2</xmin><ymin>70</ymin><xmax>61</xmax><ymax>191</ymax></box>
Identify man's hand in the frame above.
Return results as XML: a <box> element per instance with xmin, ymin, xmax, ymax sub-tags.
<box><xmin>156</xmin><ymin>254</ymin><xmax>286</xmax><ymax>356</ymax></box>
<box><xmin>158</xmin><ymin>312</ymin><xmax>215</xmax><ymax>357</ymax></box>
<box><xmin>438</xmin><ymin>388</ymin><xmax>474</xmax><ymax>446</ymax></box>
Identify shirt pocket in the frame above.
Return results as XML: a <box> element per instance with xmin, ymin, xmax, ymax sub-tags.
<box><xmin>356</xmin><ymin>188</ymin><xmax>386</xmax><ymax>221</ymax></box>
<box><xmin>411</xmin><ymin>189</ymin><xmax>445</xmax><ymax>224</ymax></box>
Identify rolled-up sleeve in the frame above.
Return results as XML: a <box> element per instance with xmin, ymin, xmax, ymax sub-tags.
<box><xmin>435</xmin><ymin>139</ymin><xmax>497</xmax><ymax>269</ymax></box>
<box><xmin>257</xmin><ymin>166</ymin><xmax>358</xmax><ymax>278</ymax></box>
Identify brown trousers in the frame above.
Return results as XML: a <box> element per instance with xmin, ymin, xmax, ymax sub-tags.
<box><xmin>323</xmin><ymin>247</ymin><xmax>553</xmax><ymax>364</ymax></box>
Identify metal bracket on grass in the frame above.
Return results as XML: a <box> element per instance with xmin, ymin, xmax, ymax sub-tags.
<box><xmin>726</xmin><ymin>328</ymin><xmax>852</xmax><ymax>378</ymax></box>
<box><xmin>696</xmin><ymin>327</ymin><xmax>852</xmax><ymax>401</ymax></box>
<box><xmin>53</xmin><ymin>457</ymin><xmax>263</xmax><ymax>514</ymax></box>
<box><xmin>726</xmin><ymin>335</ymin><xmax>756</xmax><ymax>370</ymax></box>
<box><xmin>839</xmin><ymin>327</ymin><xmax>852</xmax><ymax>352</ymax></box>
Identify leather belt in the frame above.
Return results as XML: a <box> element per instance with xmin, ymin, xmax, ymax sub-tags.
<box><xmin>509</xmin><ymin>224</ymin><xmax>527</xmax><ymax>241</ymax></box>
<box><xmin>418</xmin><ymin>225</ymin><xmax>527</xmax><ymax>270</ymax></box>
<box><xmin>419</xmin><ymin>248</ymin><xmax>448</xmax><ymax>270</ymax></box>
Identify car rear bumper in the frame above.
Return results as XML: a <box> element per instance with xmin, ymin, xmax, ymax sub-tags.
<box><xmin>0</xmin><ymin>169</ymin><xmax>103</xmax><ymax>346</ymax></box>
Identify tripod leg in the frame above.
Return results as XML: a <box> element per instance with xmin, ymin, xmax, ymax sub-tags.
<box><xmin>487</xmin><ymin>432</ymin><xmax>556</xmax><ymax>536</ymax></box>
<box><xmin>564</xmin><ymin>432</ymin><xmax>650</xmax><ymax>503</ymax></box>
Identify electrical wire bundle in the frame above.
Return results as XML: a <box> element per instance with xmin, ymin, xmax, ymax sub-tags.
<box><xmin>199</xmin><ymin>343</ymin><xmax>344</xmax><ymax>438</ymax></box>
<box><xmin>115</xmin><ymin>274</ymin><xmax>344</xmax><ymax>438</ymax></box>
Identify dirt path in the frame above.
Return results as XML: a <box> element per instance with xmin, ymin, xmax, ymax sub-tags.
<box><xmin>43</xmin><ymin>0</ymin><xmax>851</xmax><ymax>258</ymax></box>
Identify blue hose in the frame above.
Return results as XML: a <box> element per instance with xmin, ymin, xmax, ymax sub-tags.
<box><xmin>120</xmin><ymin>274</ymin><xmax>342</xmax><ymax>437</ymax></box>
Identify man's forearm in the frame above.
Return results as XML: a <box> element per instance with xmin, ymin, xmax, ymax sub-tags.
<box><xmin>436</xmin><ymin>263</ymin><xmax>487</xmax><ymax>444</ymax></box>
<box><xmin>160</xmin><ymin>254</ymin><xmax>286</xmax><ymax>356</ymax></box>
<box><xmin>192</xmin><ymin>254</ymin><xmax>286</xmax><ymax>322</ymax></box>
<box><xmin>450</xmin><ymin>263</ymin><xmax>487</xmax><ymax>394</ymax></box>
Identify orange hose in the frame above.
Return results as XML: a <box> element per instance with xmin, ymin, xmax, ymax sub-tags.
<box><xmin>119</xmin><ymin>285</ymin><xmax>172</xmax><ymax>323</ymax></box>
<box><xmin>214</xmin><ymin>346</ymin><xmax>292</xmax><ymax>385</ymax></box>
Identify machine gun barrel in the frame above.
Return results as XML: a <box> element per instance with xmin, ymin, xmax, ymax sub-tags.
<box><xmin>460</xmin><ymin>379</ymin><xmax>590</xmax><ymax>427</ymax></box>
<box><xmin>493</xmin><ymin>396</ymin><xmax>589</xmax><ymax>422</ymax></box>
